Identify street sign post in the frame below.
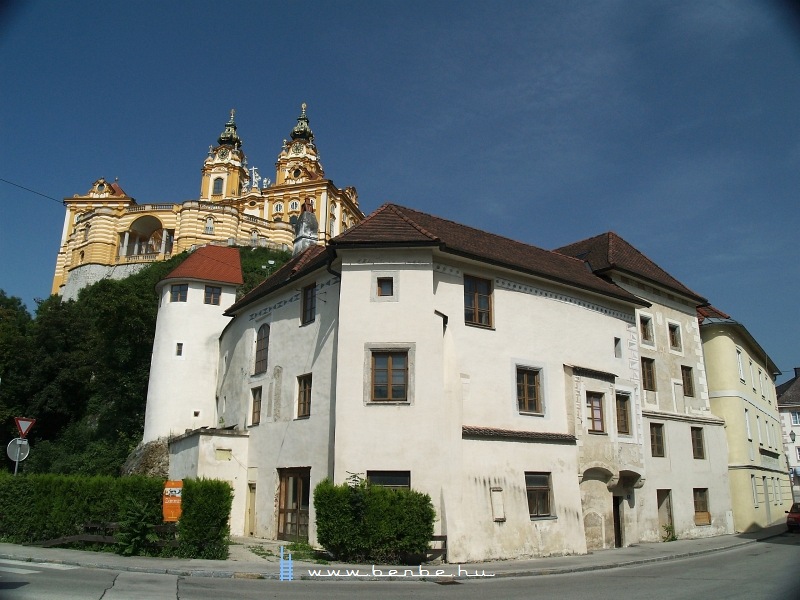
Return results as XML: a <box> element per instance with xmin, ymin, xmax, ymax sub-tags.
<box><xmin>14</xmin><ymin>417</ymin><xmax>36</xmax><ymax>439</ymax></box>
<box><xmin>10</xmin><ymin>417</ymin><xmax>35</xmax><ymax>475</ymax></box>
<box><xmin>6</xmin><ymin>438</ymin><xmax>30</xmax><ymax>475</ymax></box>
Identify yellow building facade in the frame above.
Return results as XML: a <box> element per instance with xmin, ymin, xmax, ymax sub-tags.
<box><xmin>699</xmin><ymin>307</ymin><xmax>791</xmax><ymax>531</ymax></box>
<box><xmin>52</xmin><ymin>105</ymin><xmax>363</xmax><ymax>298</ymax></box>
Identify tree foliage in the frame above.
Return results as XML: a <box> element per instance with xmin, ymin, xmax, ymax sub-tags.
<box><xmin>1</xmin><ymin>246</ymin><xmax>290</xmax><ymax>474</ymax></box>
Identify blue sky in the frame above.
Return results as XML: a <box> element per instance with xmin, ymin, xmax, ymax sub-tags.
<box><xmin>1</xmin><ymin>1</ymin><xmax>798</xmax><ymax>382</ymax></box>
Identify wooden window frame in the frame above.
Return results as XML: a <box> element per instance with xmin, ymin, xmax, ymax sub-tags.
<box><xmin>681</xmin><ymin>365</ymin><xmax>695</xmax><ymax>397</ymax></box>
<box><xmin>464</xmin><ymin>275</ymin><xmax>493</xmax><ymax>328</ymax></box>
<box><xmin>301</xmin><ymin>283</ymin><xmax>316</xmax><ymax>325</ymax></box>
<box><xmin>691</xmin><ymin>427</ymin><xmax>705</xmax><ymax>459</ymax></box>
<box><xmin>641</xmin><ymin>357</ymin><xmax>656</xmax><ymax>391</ymax></box>
<box><xmin>639</xmin><ymin>315</ymin><xmax>654</xmax><ymax>344</ymax></box>
<box><xmin>650</xmin><ymin>423</ymin><xmax>665</xmax><ymax>457</ymax></box>
<box><xmin>251</xmin><ymin>387</ymin><xmax>262</xmax><ymax>426</ymax></box>
<box><xmin>170</xmin><ymin>284</ymin><xmax>188</xmax><ymax>302</ymax></box>
<box><xmin>371</xmin><ymin>351</ymin><xmax>408</xmax><ymax>402</ymax></box>
<box><xmin>693</xmin><ymin>488</ymin><xmax>710</xmax><ymax>525</ymax></box>
<box><xmin>516</xmin><ymin>367</ymin><xmax>542</xmax><ymax>414</ymax></box>
<box><xmin>615</xmin><ymin>393</ymin><xmax>631</xmax><ymax>435</ymax></box>
<box><xmin>204</xmin><ymin>285</ymin><xmax>222</xmax><ymax>305</ymax></box>
<box><xmin>586</xmin><ymin>392</ymin><xmax>605</xmax><ymax>433</ymax></box>
<box><xmin>525</xmin><ymin>472</ymin><xmax>552</xmax><ymax>518</ymax></box>
<box><xmin>668</xmin><ymin>323</ymin><xmax>682</xmax><ymax>351</ymax></box>
<box><xmin>254</xmin><ymin>324</ymin><xmax>269</xmax><ymax>374</ymax></box>
<box><xmin>297</xmin><ymin>374</ymin><xmax>312</xmax><ymax>418</ymax></box>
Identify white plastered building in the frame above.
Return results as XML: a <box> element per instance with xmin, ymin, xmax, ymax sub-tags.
<box><xmin>147</xmin><ymin>204</ymin><xmax>734</xmax><ymax>561</ymax></box>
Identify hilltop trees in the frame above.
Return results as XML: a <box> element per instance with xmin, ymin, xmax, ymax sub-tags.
<box><xmin>1</xmin><ymin>246</ymin><xmax>289</xmax><ymax>475</ymax></box>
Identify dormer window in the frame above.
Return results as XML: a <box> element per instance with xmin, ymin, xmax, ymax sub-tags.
<box><xmin>212</xmin><ymin>177</ymin><xmax>224</xmax><ymax>195</ymax></box>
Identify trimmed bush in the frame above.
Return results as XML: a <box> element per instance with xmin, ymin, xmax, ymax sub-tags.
<box><xmin>314</xmin><ymin>477</ymin><xmax>435</xmax><ymax>563</ymax></box>
<box><xmin>176</xmin><ymin>478</ymin><xmax>233</xmax><ymax>559</ymax></box>
<box><xmin>0</xmin><ymin>475</ymin><xmax>232</xmax><ymax>559</ymax></box>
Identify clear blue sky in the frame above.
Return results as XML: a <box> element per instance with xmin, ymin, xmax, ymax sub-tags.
<box><xmin>1</xmin><ymin>1</ymin><xmax>798</xmax><ymax>382</ymax></box>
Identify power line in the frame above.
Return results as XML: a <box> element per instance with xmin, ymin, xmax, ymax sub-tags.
<box><xmin>0</xmin><ymin>177</ymin><xmax>63</xmax><ymax>205</ymax></box>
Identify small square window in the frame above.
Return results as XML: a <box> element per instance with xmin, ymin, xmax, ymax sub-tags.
<box><xmin>586</xmin><ymin>392</ymin><xmax>604</xmax><ymax>433</ymax></box>
<box><xmin>377</xmin><ymin>277</ymin><xmax>394</xmax><ymax>297</ymax></box>
<box><xmin>517</xmin><ymin>367</ymin><xmax>542</xmax><ymax>413</ymax></box>
<box><xmin>170</xmin><ymin>284</ymin><xmax>188</xmax><ymax>302</ymax></box>
<box><xmin>668</xmin><ymin>323</ymin><xmax>682</xmax><ymax>351</ymax></box>
<box><xmin>691</xmin><ymin>427</ymin><xmax>705</xmax><ymax>459</ymax></box>
<box><xmin>204</xmin><ymin>285</ymin><xmax>221</xmax><ymax>305</ymax></box>
<box><xmin>650</xmin><ymin>423</ymin><xmax>665</xmax><ymax>457</ymax></box>
<box><xmin>681</xmin><ymin>366</ymin><xmax>695</xmax><ymax>397</ymax></box>
<box><xmin>525</xmin><ymin>472</ymin><xmax>552</xmax><ymax>518</ymax></box>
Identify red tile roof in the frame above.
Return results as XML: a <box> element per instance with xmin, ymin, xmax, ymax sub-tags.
<box><xmin>332</xmin><ymin>204</ymin><xmax>645</xmax><ymax>306</ymax></box>
<box><xmin>462</xmin><ymin>425</ymin><xmax>576</xmax><ymax>443</ymax></box>
<box><xmin>555</xmin><ymin>232</ymin><xmax>706</xmax><ymax>304</ymax></box>
<box><xmin>696</xmin><ymin>304</ymin><xmax>731</xmax><ymax>325</ymax></box>
<box><xmin>162</xmin><ymin>245</ymin><xmax>243</xmax><ymax>286</ymax></box>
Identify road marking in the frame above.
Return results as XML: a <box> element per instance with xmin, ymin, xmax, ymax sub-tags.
<box><xmin>0</xmin><ymin>558</ymin><xmax>80</xmax><ymax>575</ymax></box>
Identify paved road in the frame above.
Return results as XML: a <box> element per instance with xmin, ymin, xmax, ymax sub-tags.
<box><xmin>1</xmin><ymin>534</ymin><xmax>798</xmax><ymax>599</ymax></box>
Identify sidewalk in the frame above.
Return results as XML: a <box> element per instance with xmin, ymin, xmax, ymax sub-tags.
<box><xmin>0</xmin><ymin>524</ymin><xmax>790</xmax><ymax>581</ymax></box>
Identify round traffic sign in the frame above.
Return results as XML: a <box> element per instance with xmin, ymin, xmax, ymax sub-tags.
<box><xmin>6</xmin><ymin>438</ymin><xmax>30</xmax><ymax>462</ymax></box>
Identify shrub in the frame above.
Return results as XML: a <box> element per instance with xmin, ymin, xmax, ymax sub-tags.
<box><xmin>176</xmin><ymin>478</ymin><xmax>233</xmax><ymax>559</ymax></box>
<box><xmin>314</xmin><ymin>477</ymin><xmax>435</xmax><ymax>563</ymax></box>
<box><xmin>0</xmin><ymin>475</ymin><xmax>232</xmax><ymax>559</ymax></box>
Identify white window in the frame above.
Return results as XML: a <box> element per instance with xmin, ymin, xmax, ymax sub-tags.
<box><xmin>745</xmin><ymin>408</ymin><xmax>752</xmax><ymax>440</ymax></box>
<box><xmin>736</xmin><ymin>349</ymin><xmax>744</xmax><ymax>381</ymax></box>
<box><xmin>791</xmin><ymin>412</ymin><xmax>800</xmax><ymax>426</ymax></box>
<box><xmin>751</xmin><ymin>475</ymin><xmax>758</xmax><ymax>507</ymax></box>
<box><xmin>204</xmin><ymin>216</ymin><xmax>215</xmax><ymax>234</ymax></box>
<box><xmin>796</xmin><ymin>447</ymin><xmax>800</xmax><ymax>461</ymax></box>
<box><xmin>758</xmin><ymin>369</ymin><xmax>765</xmax><ymax>397</ymax></box>
<box><xmin>749</xmin><ymin>360</ymin><xmax>755</xmax><ymax>391</ymax></box>
<box><xmin>274</xmin><ymin>202</ymin><xmax>284</xmax><ymax>213</ymax></box>
<box><xmin>756</xmin><ymin>415</ymin><xmax>762</xmax><ymax>445</ymax></box>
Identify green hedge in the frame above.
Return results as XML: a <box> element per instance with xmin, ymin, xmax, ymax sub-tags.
<box><xmin>314</xmin><ymin>477</ymin><xmax>435</xmax><ymax>563</ymax></box>
<box><xmin>0</xmin><ymin>475</ymin><xmax>232</xmax><ymax>559</ymax></box>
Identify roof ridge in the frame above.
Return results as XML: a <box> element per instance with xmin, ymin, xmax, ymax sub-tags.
<box><xmin>395</xmin><ymin>204</ymin><xmax>553</xmax><ymax>253</ymax></box>
<box><xmin>388</xmin><ymin>204</ymin><xmax>440</xmax><ymax>242</ymax></box>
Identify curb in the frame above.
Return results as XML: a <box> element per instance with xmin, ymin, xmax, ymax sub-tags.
<box><xmin>0</xmin><ymin>532</ymin><xmax>784</xmax><ymax>581</ymax></box>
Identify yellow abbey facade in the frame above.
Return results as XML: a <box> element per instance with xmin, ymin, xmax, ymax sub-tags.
<box><xmin>52</xmin><ymin>105</ymin><xmax>364</xmax><ymax>298</ymax></box>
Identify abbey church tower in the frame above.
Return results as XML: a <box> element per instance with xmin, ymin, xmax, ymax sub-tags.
<box><xmin>52</xmin><ymin>105</ymin><xmax>364</xmax><ymax>299</ymax></box>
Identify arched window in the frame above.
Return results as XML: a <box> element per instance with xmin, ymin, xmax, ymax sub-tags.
<box><xmin>290</xmin><ymin>200</ymin><xmax>299</xmax><ymax>211</ymax></box>
<box><xmin>83</xmin><ymin>224</ymin><xmax>90</xmax><ymax>242</ymax></box>
<box><xmin>254</xmin><ymin>324</ymin><xmax>269</xmax><ymax>374</ymax></box>
<box><xmin>274</xmin><ymin>202</ymin><xmax>284</xmax><ymax>213</ymax></box>
<box><xmin>329</xmin><ymin>217</ymin><xmax>336</xmax><ymax>237</ymax></box>
<box><xmin>250</xmin><ymin>230</ymin><xmax>259</xmax><ymax>246</ymax></box>
<box><xmin>204</xmin><ymin>217</ymin><xmax>215</xmax><ymax>234</ymax></box>
<box><xmin>212</xmin><ymin>177</ymin><xmax>224</xmax><ymax>195</ymax></box>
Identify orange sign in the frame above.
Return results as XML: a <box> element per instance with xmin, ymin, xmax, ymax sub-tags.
<box><xmin>163</xmin><ymin>480</ymin><xmax>183</xmax><ymax>522</ymax></box>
